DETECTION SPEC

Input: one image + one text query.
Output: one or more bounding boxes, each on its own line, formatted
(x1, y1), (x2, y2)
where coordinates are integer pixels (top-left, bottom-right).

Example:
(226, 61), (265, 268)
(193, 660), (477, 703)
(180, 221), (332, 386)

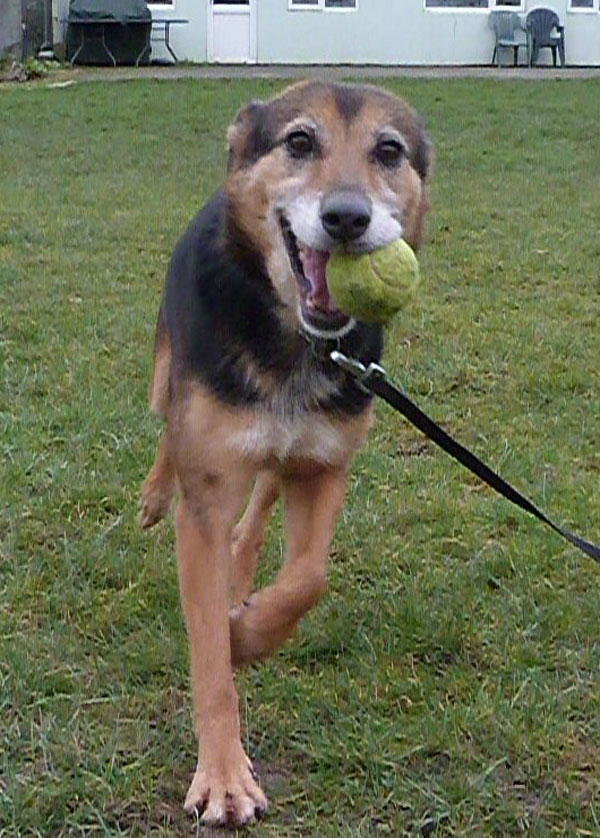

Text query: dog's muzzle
(279, 213), (355, 339)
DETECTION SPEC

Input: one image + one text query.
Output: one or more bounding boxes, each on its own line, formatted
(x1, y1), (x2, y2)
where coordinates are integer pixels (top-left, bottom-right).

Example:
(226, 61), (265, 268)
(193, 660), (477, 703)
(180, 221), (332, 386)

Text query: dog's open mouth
(279, 215), (353, 338)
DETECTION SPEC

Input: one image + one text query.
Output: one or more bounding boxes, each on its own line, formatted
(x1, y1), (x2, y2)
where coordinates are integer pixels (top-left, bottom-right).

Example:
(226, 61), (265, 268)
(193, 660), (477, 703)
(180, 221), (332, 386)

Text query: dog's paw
(138, 486), (172, 529)
(184, 756), (267, 826)
(229, 599), (262, 667)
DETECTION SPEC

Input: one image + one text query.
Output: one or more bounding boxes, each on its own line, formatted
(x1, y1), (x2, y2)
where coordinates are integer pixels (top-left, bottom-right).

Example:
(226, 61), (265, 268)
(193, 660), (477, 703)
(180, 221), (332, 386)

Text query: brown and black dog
(139, 81), (432, 826)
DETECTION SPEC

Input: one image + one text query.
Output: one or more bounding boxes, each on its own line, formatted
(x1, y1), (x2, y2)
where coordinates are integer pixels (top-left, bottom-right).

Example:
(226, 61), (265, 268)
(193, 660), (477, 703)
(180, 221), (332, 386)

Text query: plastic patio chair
(525, 7), (566, 67)
(488, 11), (528, 68)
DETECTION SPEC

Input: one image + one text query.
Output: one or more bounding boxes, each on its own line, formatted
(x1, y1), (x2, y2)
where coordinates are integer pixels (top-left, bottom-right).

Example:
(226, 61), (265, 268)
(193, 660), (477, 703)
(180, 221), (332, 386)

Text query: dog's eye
(375, 138), (405, 169)
(286, 130), (315, 159)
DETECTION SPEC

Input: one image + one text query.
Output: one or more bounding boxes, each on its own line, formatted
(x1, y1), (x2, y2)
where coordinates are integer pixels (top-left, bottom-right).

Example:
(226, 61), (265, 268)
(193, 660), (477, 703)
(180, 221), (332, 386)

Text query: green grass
(1, 76), (599, 837)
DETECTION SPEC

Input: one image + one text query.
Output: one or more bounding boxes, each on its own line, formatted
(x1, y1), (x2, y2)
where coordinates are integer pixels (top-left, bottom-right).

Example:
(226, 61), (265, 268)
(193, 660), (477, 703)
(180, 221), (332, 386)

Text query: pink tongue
(300, 248), (338, 314)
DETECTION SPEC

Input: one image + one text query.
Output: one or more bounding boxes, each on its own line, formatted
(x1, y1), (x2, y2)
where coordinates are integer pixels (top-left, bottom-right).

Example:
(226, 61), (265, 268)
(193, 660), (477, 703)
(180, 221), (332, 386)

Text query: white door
(208, 0), (257, 63)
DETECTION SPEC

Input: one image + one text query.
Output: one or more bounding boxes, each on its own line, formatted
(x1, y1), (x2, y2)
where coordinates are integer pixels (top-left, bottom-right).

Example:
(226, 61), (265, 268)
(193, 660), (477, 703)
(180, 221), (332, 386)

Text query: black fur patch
(333, 85), (365, 123)
(411, 121), (432, 181)
(228, 101), (275, 171)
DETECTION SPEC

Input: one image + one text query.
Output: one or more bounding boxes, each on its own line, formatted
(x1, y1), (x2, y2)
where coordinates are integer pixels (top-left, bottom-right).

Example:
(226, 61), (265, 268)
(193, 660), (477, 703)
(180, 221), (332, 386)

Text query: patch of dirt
(397, 439), (433, 458)
(106, 758), (294, 835)
(252, 759), (293, 797)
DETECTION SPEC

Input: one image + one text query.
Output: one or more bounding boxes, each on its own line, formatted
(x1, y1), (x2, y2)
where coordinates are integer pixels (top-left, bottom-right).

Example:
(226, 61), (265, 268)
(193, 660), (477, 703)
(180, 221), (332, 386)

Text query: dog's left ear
(405, 124), (434, 253)
(413, 120), (434, 183)
(227, 100), (273, 173)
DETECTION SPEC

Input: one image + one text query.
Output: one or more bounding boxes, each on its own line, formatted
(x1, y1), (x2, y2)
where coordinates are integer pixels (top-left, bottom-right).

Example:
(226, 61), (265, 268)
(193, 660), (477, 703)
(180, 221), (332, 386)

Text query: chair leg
(559, 38), (565, 67)
(551, 45), (557, 67)
(491, 45), (497, 67)
(513, 46), (518, 67)
(530, 43), (538, 67)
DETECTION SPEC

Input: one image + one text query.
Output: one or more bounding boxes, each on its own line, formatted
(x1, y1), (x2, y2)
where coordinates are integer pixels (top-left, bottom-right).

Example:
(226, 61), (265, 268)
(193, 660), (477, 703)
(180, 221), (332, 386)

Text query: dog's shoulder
(164, 190), (284, 404)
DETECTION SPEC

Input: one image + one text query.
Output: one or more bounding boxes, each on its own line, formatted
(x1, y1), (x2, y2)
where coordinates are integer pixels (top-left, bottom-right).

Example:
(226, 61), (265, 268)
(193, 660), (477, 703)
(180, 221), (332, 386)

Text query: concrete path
(46, 63), (600, 86)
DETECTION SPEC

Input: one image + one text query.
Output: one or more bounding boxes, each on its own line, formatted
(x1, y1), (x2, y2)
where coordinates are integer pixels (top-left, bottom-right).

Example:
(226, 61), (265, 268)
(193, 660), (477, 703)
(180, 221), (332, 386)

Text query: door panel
(209, 0), (256, 63)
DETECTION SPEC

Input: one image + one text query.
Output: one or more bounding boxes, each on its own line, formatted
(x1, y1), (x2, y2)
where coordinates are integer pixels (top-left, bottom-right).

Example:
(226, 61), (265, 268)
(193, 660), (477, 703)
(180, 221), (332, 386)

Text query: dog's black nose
(320, 190), (372, 242)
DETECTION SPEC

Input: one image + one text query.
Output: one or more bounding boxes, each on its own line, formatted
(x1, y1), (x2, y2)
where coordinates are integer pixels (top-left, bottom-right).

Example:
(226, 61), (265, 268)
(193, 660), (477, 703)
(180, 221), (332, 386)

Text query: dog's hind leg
(229, 467), (348, 667)
(138, 430), (175, 528)
(230, 470), (280, 606)
(139, 303), (175, 529)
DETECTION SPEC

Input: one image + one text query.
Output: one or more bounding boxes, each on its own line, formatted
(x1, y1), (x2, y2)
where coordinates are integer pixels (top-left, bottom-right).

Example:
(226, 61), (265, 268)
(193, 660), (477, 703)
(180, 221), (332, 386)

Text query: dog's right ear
(227, 100), (273, 173)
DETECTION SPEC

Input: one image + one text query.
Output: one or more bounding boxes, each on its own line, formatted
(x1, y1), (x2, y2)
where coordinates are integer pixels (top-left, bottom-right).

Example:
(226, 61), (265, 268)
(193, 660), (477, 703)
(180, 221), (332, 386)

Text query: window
(426, 0), (486, 6)
(426, 0), (522, 8)
(289, 0), (357, 10)
(569, 0), (593, 7)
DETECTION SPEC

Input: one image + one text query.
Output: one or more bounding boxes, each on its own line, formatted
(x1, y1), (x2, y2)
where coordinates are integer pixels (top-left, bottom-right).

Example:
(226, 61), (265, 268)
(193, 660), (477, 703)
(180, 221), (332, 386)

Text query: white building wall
(256, 0), (600, 66)
(258, 0), (487, 65)
(564, 5), (600, 64)
(148, 0), (208, 63)
(146, 0), (600, 66)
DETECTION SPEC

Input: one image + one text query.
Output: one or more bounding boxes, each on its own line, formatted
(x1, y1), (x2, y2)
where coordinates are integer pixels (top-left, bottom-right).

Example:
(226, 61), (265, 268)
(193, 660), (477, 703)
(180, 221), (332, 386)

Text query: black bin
(67, 0), (152, 66)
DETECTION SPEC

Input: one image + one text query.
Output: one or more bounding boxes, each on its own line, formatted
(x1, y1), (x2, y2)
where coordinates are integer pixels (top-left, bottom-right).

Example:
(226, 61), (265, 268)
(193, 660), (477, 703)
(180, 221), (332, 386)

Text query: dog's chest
(229, 411), (352, 467)
(228, 361), (372, 466)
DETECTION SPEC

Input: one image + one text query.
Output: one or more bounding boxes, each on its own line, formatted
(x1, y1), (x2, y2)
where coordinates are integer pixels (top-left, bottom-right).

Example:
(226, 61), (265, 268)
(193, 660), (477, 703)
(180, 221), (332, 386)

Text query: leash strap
(330, 351), (600, 563)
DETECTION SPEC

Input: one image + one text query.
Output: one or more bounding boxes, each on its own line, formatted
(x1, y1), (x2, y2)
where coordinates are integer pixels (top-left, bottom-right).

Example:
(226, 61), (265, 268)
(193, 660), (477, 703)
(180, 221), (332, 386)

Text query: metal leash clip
(329, 350), (387, 394)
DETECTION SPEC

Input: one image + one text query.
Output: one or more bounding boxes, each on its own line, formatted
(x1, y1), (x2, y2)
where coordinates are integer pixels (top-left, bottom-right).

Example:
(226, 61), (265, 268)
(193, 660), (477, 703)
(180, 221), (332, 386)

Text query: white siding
(148, 0), (208, 64)
(149, 0), (600, 66)
(257, 0), (600, 66)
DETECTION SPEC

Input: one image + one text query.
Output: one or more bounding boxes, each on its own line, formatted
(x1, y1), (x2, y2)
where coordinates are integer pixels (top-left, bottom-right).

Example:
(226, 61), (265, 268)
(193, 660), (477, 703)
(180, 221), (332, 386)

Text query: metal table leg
(136, 27), (151, 66)
(164, 22), (178, 62)
(100, 24), (117, 66)
(70, 26), (85, 64)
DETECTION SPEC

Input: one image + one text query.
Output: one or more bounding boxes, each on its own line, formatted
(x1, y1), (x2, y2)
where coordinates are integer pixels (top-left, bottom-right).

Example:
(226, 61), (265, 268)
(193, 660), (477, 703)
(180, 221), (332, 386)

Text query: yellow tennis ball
(327, 239), (420, 324)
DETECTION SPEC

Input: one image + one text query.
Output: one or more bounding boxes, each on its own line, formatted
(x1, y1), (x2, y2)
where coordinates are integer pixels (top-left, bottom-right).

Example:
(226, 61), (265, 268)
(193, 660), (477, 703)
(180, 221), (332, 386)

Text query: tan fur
(139, 82), (431, 827)
(138, 429), (174, 529)
(148, 306), (171, 418)
(230, 470), (280, 606)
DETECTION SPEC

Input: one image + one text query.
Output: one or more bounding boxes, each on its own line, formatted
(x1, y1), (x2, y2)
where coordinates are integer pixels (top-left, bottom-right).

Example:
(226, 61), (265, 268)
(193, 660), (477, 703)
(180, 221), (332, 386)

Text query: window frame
(567, 0), (597, 13)
(288, 0), (359, 12)
(424, 0), (524, 12)
(288, 0), (320, 10)
(324, 0), (358, 10)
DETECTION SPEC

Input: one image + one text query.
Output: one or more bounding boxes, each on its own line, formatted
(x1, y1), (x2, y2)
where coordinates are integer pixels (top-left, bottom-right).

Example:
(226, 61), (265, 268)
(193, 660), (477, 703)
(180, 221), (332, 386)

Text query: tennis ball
(327, 238), (420, 324)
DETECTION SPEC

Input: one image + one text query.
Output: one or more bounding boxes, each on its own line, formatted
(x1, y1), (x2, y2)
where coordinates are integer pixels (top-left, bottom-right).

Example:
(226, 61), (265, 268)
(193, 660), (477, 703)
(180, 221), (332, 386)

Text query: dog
(139, 80), (432, 826)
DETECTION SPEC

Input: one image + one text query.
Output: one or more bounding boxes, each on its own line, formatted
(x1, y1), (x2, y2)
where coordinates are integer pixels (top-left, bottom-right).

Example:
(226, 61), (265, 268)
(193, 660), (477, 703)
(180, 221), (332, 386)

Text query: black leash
(330, 350), (600, 564)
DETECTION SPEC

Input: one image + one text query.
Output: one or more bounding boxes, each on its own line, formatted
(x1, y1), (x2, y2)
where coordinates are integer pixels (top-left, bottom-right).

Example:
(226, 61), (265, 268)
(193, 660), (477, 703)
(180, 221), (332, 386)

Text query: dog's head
(225, 81), (433, 337)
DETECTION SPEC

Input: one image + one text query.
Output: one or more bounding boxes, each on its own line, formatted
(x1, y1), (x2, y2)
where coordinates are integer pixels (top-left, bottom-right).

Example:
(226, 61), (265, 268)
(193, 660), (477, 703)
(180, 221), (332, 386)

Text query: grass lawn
(1, 75), (599, 837)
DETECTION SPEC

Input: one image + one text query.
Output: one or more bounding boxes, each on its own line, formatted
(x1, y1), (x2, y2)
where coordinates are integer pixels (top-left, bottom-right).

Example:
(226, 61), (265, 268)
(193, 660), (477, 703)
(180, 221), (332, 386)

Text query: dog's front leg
(230, 469), (280, 606)
(230, 466), (349, 666)
(175, 492), (268, 826)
